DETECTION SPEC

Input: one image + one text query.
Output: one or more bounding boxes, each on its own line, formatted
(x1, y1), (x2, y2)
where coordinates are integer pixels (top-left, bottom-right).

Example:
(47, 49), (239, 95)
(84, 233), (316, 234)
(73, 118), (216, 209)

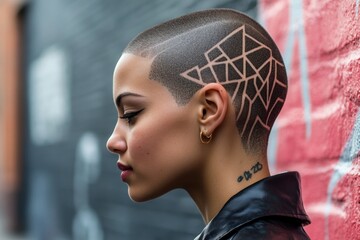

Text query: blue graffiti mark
(324, 109), (360, 240)
(283, 0), (312, 138)
(265, 0), (311, 171)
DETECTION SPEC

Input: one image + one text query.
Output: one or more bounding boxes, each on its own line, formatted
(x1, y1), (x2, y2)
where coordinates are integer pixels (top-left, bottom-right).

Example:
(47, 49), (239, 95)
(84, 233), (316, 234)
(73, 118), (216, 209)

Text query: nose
(106, 122), (127, 154)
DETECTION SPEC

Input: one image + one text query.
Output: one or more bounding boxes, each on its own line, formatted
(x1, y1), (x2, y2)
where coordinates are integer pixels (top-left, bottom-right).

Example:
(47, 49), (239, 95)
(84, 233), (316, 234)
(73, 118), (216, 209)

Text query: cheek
(128, 112), (198, 166)
(128, 131), (152, 161)
(127, 118), (166, 164)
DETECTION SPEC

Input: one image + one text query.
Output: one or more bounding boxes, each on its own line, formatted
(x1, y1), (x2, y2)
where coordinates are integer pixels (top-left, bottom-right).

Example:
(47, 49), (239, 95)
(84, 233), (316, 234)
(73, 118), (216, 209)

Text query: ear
(197, 83), (229, 135)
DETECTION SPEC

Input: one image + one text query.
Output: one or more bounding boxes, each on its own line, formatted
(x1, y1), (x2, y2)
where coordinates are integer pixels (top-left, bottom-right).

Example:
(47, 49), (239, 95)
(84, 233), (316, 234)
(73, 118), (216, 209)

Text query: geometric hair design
(124, 9), (288, 153)
(180, 26), (287, 149)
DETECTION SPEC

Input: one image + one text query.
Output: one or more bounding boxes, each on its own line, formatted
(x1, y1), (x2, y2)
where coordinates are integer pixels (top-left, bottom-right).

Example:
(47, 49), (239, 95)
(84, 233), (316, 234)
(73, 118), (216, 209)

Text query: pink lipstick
(117, 162), (133, 182)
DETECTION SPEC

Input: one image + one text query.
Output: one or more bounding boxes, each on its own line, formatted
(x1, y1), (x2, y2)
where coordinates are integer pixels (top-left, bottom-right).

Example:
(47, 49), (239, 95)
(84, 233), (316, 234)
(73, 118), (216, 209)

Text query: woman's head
(124, 9), (287, 153)
(107, 9), (287, 201)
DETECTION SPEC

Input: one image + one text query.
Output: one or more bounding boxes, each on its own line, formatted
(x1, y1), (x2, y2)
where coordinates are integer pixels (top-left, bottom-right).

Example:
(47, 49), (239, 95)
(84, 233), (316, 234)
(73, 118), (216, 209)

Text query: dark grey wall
(23, 1), (258, 239)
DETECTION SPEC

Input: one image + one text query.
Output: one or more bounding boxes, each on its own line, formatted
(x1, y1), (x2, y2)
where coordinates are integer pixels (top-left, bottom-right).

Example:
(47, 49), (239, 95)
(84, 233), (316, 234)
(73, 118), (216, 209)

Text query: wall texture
(260, 0), (360, 239)
(3, 0), (358, 239)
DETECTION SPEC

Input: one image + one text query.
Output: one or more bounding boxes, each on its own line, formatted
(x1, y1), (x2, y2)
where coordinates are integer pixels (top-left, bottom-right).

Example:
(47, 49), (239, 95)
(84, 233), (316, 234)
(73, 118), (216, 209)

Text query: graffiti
(28, 46), (71, 145)
(266, 0), (311, 171)
(261, 0), (360, 239)
(325, 109), (360, 240)
(73, 132), (104, 240)
(282, 0), (312, 138)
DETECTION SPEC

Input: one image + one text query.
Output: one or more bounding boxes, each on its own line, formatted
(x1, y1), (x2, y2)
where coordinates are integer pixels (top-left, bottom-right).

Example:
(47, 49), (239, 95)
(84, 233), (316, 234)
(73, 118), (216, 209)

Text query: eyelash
(119, 109), (144, 124)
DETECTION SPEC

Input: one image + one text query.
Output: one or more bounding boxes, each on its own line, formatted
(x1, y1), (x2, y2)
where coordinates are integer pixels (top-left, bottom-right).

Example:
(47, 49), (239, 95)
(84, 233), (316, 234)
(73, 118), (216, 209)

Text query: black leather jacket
(195, 172), (311, 240)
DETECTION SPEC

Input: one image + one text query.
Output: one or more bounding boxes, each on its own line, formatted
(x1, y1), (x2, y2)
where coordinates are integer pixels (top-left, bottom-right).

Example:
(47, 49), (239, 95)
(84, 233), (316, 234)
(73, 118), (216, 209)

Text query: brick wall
(260, 0), (360, 239)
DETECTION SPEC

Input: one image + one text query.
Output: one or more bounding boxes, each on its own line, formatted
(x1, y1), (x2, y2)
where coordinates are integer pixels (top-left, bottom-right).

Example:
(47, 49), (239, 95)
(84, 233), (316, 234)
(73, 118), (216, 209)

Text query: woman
(107, 9), (311, 239)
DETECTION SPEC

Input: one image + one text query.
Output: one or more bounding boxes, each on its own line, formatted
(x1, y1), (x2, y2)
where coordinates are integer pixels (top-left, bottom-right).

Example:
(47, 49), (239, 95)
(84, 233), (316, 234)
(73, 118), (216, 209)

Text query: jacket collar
(195, 171), (311, 240)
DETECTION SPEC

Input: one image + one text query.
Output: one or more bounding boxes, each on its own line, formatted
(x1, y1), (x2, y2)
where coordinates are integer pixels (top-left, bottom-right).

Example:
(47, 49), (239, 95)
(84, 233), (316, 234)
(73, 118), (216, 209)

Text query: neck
(185, 139), (270, 224)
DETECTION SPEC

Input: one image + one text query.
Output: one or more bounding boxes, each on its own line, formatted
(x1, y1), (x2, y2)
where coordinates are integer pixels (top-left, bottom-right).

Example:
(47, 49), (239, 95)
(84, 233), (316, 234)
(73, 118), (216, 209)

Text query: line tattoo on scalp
(237, 162), (263, 183)
(180, 25), (287, 150)
(125, 10), (287, 153)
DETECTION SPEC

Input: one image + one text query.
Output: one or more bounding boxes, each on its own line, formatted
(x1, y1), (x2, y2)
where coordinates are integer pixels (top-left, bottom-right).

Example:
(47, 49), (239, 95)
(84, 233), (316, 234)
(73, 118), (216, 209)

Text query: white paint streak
(307, 202), (346, 218)
(311, 100), (342, 120)
(300, 163), (335, 175)
(333, 161), (354, 176)
(338, 47), (360, 65)
(29, 45), (71, 145)
(73, 132), (103, 240)
(277, 99), (341, 128)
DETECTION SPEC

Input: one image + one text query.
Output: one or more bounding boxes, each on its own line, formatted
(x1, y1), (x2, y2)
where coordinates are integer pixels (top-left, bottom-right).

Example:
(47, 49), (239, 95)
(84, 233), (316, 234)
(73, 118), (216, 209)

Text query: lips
(117, 162), (132, 171)
(117, 162), (133, 182)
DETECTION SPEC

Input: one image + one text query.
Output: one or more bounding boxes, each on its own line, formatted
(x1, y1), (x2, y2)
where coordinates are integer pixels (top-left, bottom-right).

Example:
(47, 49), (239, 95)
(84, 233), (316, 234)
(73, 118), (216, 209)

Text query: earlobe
(198, 83), (229, 135)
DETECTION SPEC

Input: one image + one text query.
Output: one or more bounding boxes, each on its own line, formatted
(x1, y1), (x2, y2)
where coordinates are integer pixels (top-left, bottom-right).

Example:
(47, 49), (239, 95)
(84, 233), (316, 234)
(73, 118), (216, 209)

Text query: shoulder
(222, 216), (311, 240)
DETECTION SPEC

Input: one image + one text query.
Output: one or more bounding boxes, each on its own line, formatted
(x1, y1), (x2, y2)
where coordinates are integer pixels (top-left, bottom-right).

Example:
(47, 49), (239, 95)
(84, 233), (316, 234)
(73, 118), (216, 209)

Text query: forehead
(112, 53), (177, 105)
(113, 54), (152, 94)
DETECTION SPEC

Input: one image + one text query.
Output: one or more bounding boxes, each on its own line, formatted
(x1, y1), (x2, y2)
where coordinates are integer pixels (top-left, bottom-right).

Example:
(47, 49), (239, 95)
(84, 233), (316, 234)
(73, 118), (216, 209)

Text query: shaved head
(124, 9), (287, 153)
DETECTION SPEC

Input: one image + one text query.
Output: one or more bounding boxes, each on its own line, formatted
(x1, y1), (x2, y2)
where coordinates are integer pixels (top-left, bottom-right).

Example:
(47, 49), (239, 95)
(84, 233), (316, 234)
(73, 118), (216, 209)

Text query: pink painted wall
(260, 0), (360, 239)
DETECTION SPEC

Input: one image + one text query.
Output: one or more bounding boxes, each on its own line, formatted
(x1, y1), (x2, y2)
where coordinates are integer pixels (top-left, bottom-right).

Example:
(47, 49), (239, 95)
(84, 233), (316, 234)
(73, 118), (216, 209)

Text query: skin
(107, 53), (271, 223)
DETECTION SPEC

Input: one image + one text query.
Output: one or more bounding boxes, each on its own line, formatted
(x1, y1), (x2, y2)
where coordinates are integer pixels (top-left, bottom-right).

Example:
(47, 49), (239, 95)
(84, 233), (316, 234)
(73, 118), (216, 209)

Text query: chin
(128, 187), (169, 202)
(129, 194), (151, 202)
(128, 189), (160, 202)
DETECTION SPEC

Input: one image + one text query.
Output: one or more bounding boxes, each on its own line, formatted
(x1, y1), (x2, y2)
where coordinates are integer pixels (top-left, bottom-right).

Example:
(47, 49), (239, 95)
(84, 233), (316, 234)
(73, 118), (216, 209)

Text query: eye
(119, 109), (144, 124)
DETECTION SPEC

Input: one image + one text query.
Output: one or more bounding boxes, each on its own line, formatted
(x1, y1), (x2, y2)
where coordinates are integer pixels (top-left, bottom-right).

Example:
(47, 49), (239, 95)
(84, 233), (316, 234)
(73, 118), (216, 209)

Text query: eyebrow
(115, 92), (144, 108)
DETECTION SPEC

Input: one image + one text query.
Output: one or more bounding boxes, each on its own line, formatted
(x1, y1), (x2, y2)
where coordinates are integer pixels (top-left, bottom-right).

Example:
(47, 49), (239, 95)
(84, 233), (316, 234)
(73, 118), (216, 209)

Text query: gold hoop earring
(200, 130), (212, 144)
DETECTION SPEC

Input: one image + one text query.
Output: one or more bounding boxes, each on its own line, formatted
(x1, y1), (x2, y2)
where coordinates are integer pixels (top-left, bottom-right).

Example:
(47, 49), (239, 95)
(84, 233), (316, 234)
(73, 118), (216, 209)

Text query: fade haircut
(124, 9), (287, 153)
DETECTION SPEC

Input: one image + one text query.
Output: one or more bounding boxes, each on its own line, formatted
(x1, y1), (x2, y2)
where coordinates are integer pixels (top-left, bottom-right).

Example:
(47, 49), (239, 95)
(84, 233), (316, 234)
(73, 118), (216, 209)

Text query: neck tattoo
(237, 161), (263, 183)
